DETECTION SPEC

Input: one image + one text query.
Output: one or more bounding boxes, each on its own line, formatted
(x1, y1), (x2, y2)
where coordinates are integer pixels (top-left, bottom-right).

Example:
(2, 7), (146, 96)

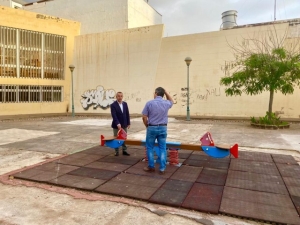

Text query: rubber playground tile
(98, 156), (141, 165)
(178, 152), (192, 159)
(205, 161), (229, 170)
(125, 161), (178, 178)
(95, 180), (158, 200)
(68, 167), (119, 180)
(56, 154), (104, 167)
(231, 151), (273, 162)
(81, 146), (115, 156)
(227, 170), (285, 184)
(170, 165), (203, 183)
(283, 177), (300, 186)
(222, 187), (295, 208)
(34, 163), (79, 175)
(149, 188), (188, 207)
(283, 176), (300, 197)
(160, 179), (194, 193)
(277, 164), (300, 177)
(226, 177), (289, 195)
(111, 173), (166, 188)
(220, 188), (300, 224)
(182, 159), (207, 167)
(188, 154), (210, 161)
(85, 161), (132, 172)
(209, 157), (231, 163)
(272, 154), (299, 165)
(49, 174), (106, 190)
(13, 168), (44, 179)
(286, 186), (300, 197)
(230, 159), (280, 175)
(182, 183), (224, 214)
(196, 168), (228, 186)
(291, 195), (300, 214)
(28, 171), (64, 182)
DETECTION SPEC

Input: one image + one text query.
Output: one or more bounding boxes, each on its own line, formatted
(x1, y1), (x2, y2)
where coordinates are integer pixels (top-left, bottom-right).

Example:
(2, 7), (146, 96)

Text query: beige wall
(73, 22), (300, 119)
(0, 6), (80, 116)
(128, 0), (162, 29)
(24, 0), (161, 35)
(73, 25), (164, 114)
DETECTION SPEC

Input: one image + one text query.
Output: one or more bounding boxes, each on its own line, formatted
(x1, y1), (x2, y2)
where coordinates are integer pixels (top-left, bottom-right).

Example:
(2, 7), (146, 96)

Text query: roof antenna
(274, 0), (276, 21)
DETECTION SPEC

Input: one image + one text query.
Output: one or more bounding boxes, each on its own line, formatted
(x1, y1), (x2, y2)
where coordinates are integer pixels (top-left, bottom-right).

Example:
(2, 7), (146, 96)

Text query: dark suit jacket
(110, 100), (130, 129)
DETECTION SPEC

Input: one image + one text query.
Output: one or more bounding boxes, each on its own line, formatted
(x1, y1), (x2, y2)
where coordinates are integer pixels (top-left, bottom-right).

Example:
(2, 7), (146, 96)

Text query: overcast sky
(148, 0), (300, 36)
(22, 0), (300, 36)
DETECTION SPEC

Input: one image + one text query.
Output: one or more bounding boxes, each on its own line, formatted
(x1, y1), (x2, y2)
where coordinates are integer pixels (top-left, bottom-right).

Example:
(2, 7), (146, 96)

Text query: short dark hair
(155, 87), (165, 97)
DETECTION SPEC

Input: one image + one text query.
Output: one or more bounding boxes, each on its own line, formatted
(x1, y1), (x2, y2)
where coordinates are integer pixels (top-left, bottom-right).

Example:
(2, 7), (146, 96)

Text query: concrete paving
(0, 116), (300, 224)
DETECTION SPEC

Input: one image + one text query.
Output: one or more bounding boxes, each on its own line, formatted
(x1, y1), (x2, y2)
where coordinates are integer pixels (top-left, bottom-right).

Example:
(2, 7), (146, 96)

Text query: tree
(220, 27), (300, 119)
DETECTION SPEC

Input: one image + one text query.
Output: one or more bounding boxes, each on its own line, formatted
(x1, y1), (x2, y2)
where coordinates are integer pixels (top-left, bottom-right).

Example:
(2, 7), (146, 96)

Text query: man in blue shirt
(142, 87), (173, 174)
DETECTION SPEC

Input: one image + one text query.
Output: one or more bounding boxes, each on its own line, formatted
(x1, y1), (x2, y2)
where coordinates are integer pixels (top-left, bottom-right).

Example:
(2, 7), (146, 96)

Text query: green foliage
(250, 112), (288, 126)
(220, 47), (300, 97)
(221, 28), (300, 121)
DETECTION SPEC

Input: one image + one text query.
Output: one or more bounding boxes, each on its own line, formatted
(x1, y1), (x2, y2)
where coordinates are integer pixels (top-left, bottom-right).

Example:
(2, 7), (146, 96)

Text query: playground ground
(0, 116), (299, 225)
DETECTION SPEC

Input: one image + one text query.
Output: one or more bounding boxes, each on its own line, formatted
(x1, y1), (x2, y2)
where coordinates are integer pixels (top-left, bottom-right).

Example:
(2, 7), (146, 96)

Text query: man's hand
(117, 124), (121, 130)
(127, 125), (130, 129)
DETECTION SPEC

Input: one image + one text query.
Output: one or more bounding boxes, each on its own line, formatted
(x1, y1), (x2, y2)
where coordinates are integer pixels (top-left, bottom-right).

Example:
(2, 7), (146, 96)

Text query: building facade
(0, 5), (80, 115)
(1, 0), (300, 119)
(24, 0), (162, 35)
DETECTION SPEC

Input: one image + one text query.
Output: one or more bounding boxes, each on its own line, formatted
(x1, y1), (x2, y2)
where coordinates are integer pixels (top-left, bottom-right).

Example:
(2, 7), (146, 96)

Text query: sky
(148, 0), (300, 36)
(22, 0), (300, 37)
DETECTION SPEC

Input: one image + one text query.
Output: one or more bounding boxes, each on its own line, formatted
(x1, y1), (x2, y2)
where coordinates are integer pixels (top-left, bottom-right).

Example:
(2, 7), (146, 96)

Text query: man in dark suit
(110, 91), (131, 156)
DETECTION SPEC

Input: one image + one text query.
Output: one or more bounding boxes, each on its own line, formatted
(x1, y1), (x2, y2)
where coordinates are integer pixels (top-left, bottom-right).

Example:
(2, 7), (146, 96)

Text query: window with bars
(0, 25), (65, 79)
(0, 27), (17, 78)
(0, 85), (63, 103)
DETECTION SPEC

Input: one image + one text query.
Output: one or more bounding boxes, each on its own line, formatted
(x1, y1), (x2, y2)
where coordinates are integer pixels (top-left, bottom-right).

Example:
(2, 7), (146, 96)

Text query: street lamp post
(184, 57), (192, 121)
(69, 64), (75, 117)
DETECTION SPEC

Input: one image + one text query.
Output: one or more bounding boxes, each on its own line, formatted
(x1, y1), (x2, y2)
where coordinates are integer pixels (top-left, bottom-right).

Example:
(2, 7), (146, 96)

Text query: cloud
(149, 0), (300, 36)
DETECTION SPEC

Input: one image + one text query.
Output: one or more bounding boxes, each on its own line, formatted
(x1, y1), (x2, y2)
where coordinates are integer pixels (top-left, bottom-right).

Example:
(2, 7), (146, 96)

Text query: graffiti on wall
(197, 87), (221, 101)
(179, 87), (221, 106)
(81, 86), (116, 109)
(123, 91), (142, 102)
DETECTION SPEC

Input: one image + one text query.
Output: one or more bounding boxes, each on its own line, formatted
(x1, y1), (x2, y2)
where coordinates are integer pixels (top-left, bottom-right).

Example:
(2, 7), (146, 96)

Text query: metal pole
(71, 70), (75, 117)
(187, 65), (190, 121)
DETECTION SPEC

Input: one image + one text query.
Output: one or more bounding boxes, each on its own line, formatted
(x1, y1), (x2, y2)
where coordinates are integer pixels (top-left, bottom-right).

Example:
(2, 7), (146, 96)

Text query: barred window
(0, 85), (62, 103)
(0, 25), (65, 80)
(19, 85), (29, 102)
(29, 85), (40, 102)
(20, 30), (42, 79)
(44, 34), (65, 79)
(42, 86), (52, 102)
(0, 27), (17, 78)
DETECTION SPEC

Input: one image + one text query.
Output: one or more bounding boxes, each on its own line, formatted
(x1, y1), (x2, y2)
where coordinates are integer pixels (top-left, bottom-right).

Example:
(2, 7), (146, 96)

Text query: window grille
(44, 34), (65, 79)
(20, 30), (42, 79)
(0, 85), (62, 103)
(0, 27), (17, 78)
(0, 25), (65, 80)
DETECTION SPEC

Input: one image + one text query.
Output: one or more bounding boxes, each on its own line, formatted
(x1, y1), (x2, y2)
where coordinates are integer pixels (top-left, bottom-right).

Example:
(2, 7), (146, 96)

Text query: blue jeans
(146, 126), (167, 171)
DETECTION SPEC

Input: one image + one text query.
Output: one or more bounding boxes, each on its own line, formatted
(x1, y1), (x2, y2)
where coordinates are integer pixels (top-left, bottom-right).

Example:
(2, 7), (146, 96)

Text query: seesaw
(100, 129), (238, 158)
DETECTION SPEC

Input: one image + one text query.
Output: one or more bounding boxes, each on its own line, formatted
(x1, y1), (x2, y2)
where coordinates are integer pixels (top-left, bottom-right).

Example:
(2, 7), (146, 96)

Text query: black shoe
(123, 151), (130, 156)
(115, 152), (119, 156)
(144, 166), (155, 172)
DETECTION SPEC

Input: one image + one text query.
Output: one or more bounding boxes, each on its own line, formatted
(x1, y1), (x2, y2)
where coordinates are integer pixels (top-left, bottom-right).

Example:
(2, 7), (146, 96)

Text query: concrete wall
(73, 25), (164, 114)
(128, 0), (162, 29)
(73, 22), (300, 119)
(24, 0), (162, 35)
(0, 0), (10, 7)
(0, 6), (80, 116)
(155, 23), (300, 118)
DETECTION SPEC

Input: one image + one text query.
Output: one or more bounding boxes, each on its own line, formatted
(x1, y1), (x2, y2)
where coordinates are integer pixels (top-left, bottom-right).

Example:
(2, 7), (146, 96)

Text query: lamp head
(69, 64), (75, 72)
(184, 57), (192, 66)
